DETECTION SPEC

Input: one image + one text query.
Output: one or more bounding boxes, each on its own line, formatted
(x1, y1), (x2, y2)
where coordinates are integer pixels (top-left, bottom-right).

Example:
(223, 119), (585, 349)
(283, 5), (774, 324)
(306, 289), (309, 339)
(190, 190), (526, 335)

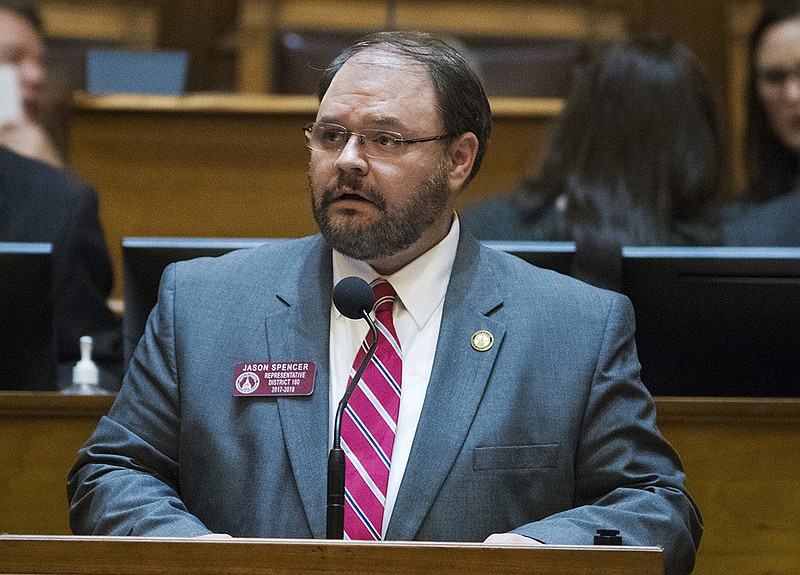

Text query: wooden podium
(0, 536), (663, 575)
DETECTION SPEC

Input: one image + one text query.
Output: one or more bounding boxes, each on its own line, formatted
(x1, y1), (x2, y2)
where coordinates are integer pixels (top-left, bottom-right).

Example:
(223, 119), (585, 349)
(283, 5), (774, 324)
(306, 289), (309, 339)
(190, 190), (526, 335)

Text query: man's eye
(322, 129), (346, 143)
(762, 69), (788, 84)
(0, 49), (24, 65)
(372, 133), (399, 147)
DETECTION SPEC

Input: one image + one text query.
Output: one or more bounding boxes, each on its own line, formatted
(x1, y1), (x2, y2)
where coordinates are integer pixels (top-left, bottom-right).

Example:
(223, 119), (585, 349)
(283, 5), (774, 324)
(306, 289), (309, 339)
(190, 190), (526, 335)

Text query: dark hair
(517, 36), (721, 249)
(316, 31), (492, 187)
(0, 1), (44, 35)
(745, 0), (800, 201)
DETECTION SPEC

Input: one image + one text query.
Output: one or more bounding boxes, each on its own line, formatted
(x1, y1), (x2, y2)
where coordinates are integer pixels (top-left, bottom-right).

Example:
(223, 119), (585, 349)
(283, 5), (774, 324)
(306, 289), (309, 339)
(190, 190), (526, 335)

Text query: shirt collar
(332, 213), (460, 330)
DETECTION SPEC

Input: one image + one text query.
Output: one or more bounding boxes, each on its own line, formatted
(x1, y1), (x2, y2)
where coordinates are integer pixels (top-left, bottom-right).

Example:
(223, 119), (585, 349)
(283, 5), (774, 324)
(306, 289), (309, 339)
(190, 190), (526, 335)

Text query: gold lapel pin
(471, 330), (494, 352)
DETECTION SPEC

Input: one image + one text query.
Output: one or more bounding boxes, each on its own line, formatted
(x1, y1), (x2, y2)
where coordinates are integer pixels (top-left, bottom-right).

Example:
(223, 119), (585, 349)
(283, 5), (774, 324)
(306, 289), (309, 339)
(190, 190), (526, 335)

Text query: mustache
(320, 175), (386, 210)
(337, 172), (363, 190)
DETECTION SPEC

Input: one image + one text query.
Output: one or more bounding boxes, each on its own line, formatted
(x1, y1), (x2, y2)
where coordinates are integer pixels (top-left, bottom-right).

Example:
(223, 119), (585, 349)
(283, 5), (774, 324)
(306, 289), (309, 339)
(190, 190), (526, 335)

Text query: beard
(310, 164), (450, 262)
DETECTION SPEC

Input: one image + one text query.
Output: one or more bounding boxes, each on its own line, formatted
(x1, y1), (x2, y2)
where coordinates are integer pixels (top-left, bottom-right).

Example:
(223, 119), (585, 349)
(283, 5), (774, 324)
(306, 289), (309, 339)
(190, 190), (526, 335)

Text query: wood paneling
(656, 398), (800, 574)
(41, 0), (162, 48)
(0, 393), (114, 535)
(236, 0), (626, 93)
(42, 1), (763, 190)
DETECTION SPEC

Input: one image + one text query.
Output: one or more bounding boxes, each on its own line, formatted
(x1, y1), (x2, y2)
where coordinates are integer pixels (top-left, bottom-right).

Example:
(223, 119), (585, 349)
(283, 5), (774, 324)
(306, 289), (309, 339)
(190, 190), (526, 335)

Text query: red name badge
(233, 362), (316, 396)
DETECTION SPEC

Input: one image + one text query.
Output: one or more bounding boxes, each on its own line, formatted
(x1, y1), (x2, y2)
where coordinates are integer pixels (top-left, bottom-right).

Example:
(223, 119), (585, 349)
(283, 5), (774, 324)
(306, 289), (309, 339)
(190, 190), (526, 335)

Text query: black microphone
(327, 276), (377, 539)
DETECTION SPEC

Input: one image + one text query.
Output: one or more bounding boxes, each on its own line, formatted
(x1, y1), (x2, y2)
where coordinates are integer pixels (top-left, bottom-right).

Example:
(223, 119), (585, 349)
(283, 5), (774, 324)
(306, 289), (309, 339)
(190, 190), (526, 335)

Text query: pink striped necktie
(342, 279), (402, 540)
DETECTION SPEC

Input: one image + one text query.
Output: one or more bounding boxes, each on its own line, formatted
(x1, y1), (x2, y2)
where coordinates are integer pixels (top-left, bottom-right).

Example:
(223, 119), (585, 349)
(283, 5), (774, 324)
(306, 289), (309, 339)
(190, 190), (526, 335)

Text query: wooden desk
(655, 398), (800, 575)
(0, 536), (663, 575)
(68, 93), (561, 299)
(0, 393), (114, 535)
(2, 393), (798, 575)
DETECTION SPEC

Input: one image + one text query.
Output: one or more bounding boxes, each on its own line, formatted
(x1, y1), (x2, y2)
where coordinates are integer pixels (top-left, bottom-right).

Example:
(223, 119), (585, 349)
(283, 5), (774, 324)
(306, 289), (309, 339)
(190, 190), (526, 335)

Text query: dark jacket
(0, 146), (122, 388)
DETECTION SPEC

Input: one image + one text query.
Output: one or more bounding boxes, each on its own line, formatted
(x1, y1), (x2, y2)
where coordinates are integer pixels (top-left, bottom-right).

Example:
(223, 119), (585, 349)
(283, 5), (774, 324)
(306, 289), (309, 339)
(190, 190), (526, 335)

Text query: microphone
(332, 276), (374, 320)
(327, 276), (377, 539)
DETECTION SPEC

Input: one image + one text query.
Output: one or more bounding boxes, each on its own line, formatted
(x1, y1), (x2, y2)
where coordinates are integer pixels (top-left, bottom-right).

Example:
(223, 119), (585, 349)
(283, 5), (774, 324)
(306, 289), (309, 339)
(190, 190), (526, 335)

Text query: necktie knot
(371, 279), (396, 316)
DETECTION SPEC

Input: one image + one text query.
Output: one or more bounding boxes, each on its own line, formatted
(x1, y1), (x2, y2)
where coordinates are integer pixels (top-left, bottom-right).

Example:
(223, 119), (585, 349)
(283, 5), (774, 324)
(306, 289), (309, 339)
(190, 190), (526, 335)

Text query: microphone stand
(326, 309), (378, 539)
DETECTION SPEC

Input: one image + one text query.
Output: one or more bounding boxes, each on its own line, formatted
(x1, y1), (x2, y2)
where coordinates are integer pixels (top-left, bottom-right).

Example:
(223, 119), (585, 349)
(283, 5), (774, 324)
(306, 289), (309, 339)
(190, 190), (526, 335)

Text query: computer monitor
(0, 242), (57, 391)
(621, 246), (800, 397)
(122, 237), (275, 367)
(481, 240), (576, 275)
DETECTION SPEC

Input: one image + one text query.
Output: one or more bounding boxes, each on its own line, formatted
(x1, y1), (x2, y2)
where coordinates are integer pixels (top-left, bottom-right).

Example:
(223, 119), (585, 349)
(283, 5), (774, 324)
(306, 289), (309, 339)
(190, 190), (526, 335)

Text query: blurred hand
(0, 118), (63, 168)
(194, 533), (234, 540)
(484, 533), (545, 545)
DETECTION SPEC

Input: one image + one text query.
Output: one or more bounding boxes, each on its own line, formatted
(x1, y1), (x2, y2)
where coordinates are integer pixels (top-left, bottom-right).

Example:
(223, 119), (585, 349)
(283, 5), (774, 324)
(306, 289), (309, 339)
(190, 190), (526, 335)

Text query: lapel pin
(471, 330), (494, 352)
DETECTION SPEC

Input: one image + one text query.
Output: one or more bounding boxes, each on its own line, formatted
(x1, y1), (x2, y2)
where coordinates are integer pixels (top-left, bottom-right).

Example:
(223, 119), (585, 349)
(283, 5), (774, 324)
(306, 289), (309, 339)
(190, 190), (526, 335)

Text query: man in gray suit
(68, 31), (701, 575)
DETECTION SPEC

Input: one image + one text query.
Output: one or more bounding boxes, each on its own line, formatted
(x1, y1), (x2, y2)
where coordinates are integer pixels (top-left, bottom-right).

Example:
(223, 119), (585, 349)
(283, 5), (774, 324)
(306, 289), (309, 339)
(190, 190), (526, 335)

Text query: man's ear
(446, 131), (479, 192)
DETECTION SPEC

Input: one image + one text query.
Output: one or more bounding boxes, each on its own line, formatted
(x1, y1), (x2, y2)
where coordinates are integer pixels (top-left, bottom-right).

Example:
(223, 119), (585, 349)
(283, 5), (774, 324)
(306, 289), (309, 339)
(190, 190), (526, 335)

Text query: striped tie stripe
(344, 404), (393, 467)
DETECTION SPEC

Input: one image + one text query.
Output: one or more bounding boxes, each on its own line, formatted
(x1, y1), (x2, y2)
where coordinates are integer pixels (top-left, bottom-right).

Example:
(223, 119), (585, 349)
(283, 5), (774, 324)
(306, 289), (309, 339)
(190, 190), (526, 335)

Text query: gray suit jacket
(68, 232), (701, 575)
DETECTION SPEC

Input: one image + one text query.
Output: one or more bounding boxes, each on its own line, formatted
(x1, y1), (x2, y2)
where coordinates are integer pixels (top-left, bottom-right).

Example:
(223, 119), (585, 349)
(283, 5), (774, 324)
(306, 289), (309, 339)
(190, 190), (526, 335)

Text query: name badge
(233, 361), (316, 396)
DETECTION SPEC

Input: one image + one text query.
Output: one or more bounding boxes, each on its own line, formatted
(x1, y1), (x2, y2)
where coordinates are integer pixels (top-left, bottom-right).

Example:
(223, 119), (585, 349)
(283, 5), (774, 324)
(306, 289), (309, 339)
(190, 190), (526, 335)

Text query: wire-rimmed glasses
(303, 122), (452, 159)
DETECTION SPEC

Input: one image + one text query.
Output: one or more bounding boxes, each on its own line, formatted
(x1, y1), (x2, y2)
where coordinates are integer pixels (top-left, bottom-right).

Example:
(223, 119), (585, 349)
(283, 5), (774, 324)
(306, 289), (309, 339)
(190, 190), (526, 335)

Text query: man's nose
(18, 57), (45, 87)
(334, 133), (369, 171)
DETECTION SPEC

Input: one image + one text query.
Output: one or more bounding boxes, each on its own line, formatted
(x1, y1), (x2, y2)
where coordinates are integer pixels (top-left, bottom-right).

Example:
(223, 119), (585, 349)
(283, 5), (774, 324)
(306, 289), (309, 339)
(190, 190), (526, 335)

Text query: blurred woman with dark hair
(460, 36), (723, 290)
(724, 0), (800, 245)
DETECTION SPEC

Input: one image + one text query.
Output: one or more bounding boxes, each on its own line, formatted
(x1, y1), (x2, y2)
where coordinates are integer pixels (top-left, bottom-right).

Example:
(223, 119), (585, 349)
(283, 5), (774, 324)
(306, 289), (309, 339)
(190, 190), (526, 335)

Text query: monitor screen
(0, 242), (57, 391)
(481, 240), (576, 275)
(621, 246), (800, 397)
(122, 237), (275, 367)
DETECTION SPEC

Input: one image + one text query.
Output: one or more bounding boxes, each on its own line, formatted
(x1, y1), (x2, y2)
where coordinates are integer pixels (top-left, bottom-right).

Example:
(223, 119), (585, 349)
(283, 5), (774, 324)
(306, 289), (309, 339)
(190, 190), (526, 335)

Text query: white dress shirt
(329, 216), (460, 537)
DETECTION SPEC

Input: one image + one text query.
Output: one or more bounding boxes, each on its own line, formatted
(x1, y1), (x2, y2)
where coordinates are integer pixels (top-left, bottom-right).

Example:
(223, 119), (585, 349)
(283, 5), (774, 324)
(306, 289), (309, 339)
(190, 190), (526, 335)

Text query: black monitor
(0, 242), (57, 391)
(122, 237), (275, 367)
(621, 246), (800, 397)
(481, 240), (576, 275)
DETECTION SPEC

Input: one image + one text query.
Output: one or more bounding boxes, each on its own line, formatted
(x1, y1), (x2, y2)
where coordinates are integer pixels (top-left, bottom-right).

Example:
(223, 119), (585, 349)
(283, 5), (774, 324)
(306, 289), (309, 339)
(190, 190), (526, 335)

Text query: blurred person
(0, 146), (122, 389)
(0, 0), (62, 167)
(723, 0), (800, 245)
(461, 36), (722, 290)
(68, 31), (700, 575)
(0, 2), (121, 388)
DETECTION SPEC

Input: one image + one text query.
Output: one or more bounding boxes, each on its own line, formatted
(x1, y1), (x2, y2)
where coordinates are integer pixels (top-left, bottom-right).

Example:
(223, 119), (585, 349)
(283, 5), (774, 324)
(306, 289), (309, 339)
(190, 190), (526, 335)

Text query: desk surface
(0, 536), (663, 575)
(4, 392), (799, 418)
(0, 391), (114, 417)
(654, 395), (800, 421)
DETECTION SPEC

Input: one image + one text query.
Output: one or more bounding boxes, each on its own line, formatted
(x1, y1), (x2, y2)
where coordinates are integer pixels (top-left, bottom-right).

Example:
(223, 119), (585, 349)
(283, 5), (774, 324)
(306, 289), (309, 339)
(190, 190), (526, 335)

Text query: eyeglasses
(758, 63), (800, 91)
(303, 122), (452, 159)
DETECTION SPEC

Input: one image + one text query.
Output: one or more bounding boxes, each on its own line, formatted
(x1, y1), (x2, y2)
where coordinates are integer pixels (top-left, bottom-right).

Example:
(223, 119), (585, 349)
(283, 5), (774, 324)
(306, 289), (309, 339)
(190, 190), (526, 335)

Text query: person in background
(723, 0), (800, 245)
(0, 0), (62, 168)
(68, 31), (700, 575)
(460, 36), (723, 290)
(0, 1), (121, 388)
(0, 147), (122, 389)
